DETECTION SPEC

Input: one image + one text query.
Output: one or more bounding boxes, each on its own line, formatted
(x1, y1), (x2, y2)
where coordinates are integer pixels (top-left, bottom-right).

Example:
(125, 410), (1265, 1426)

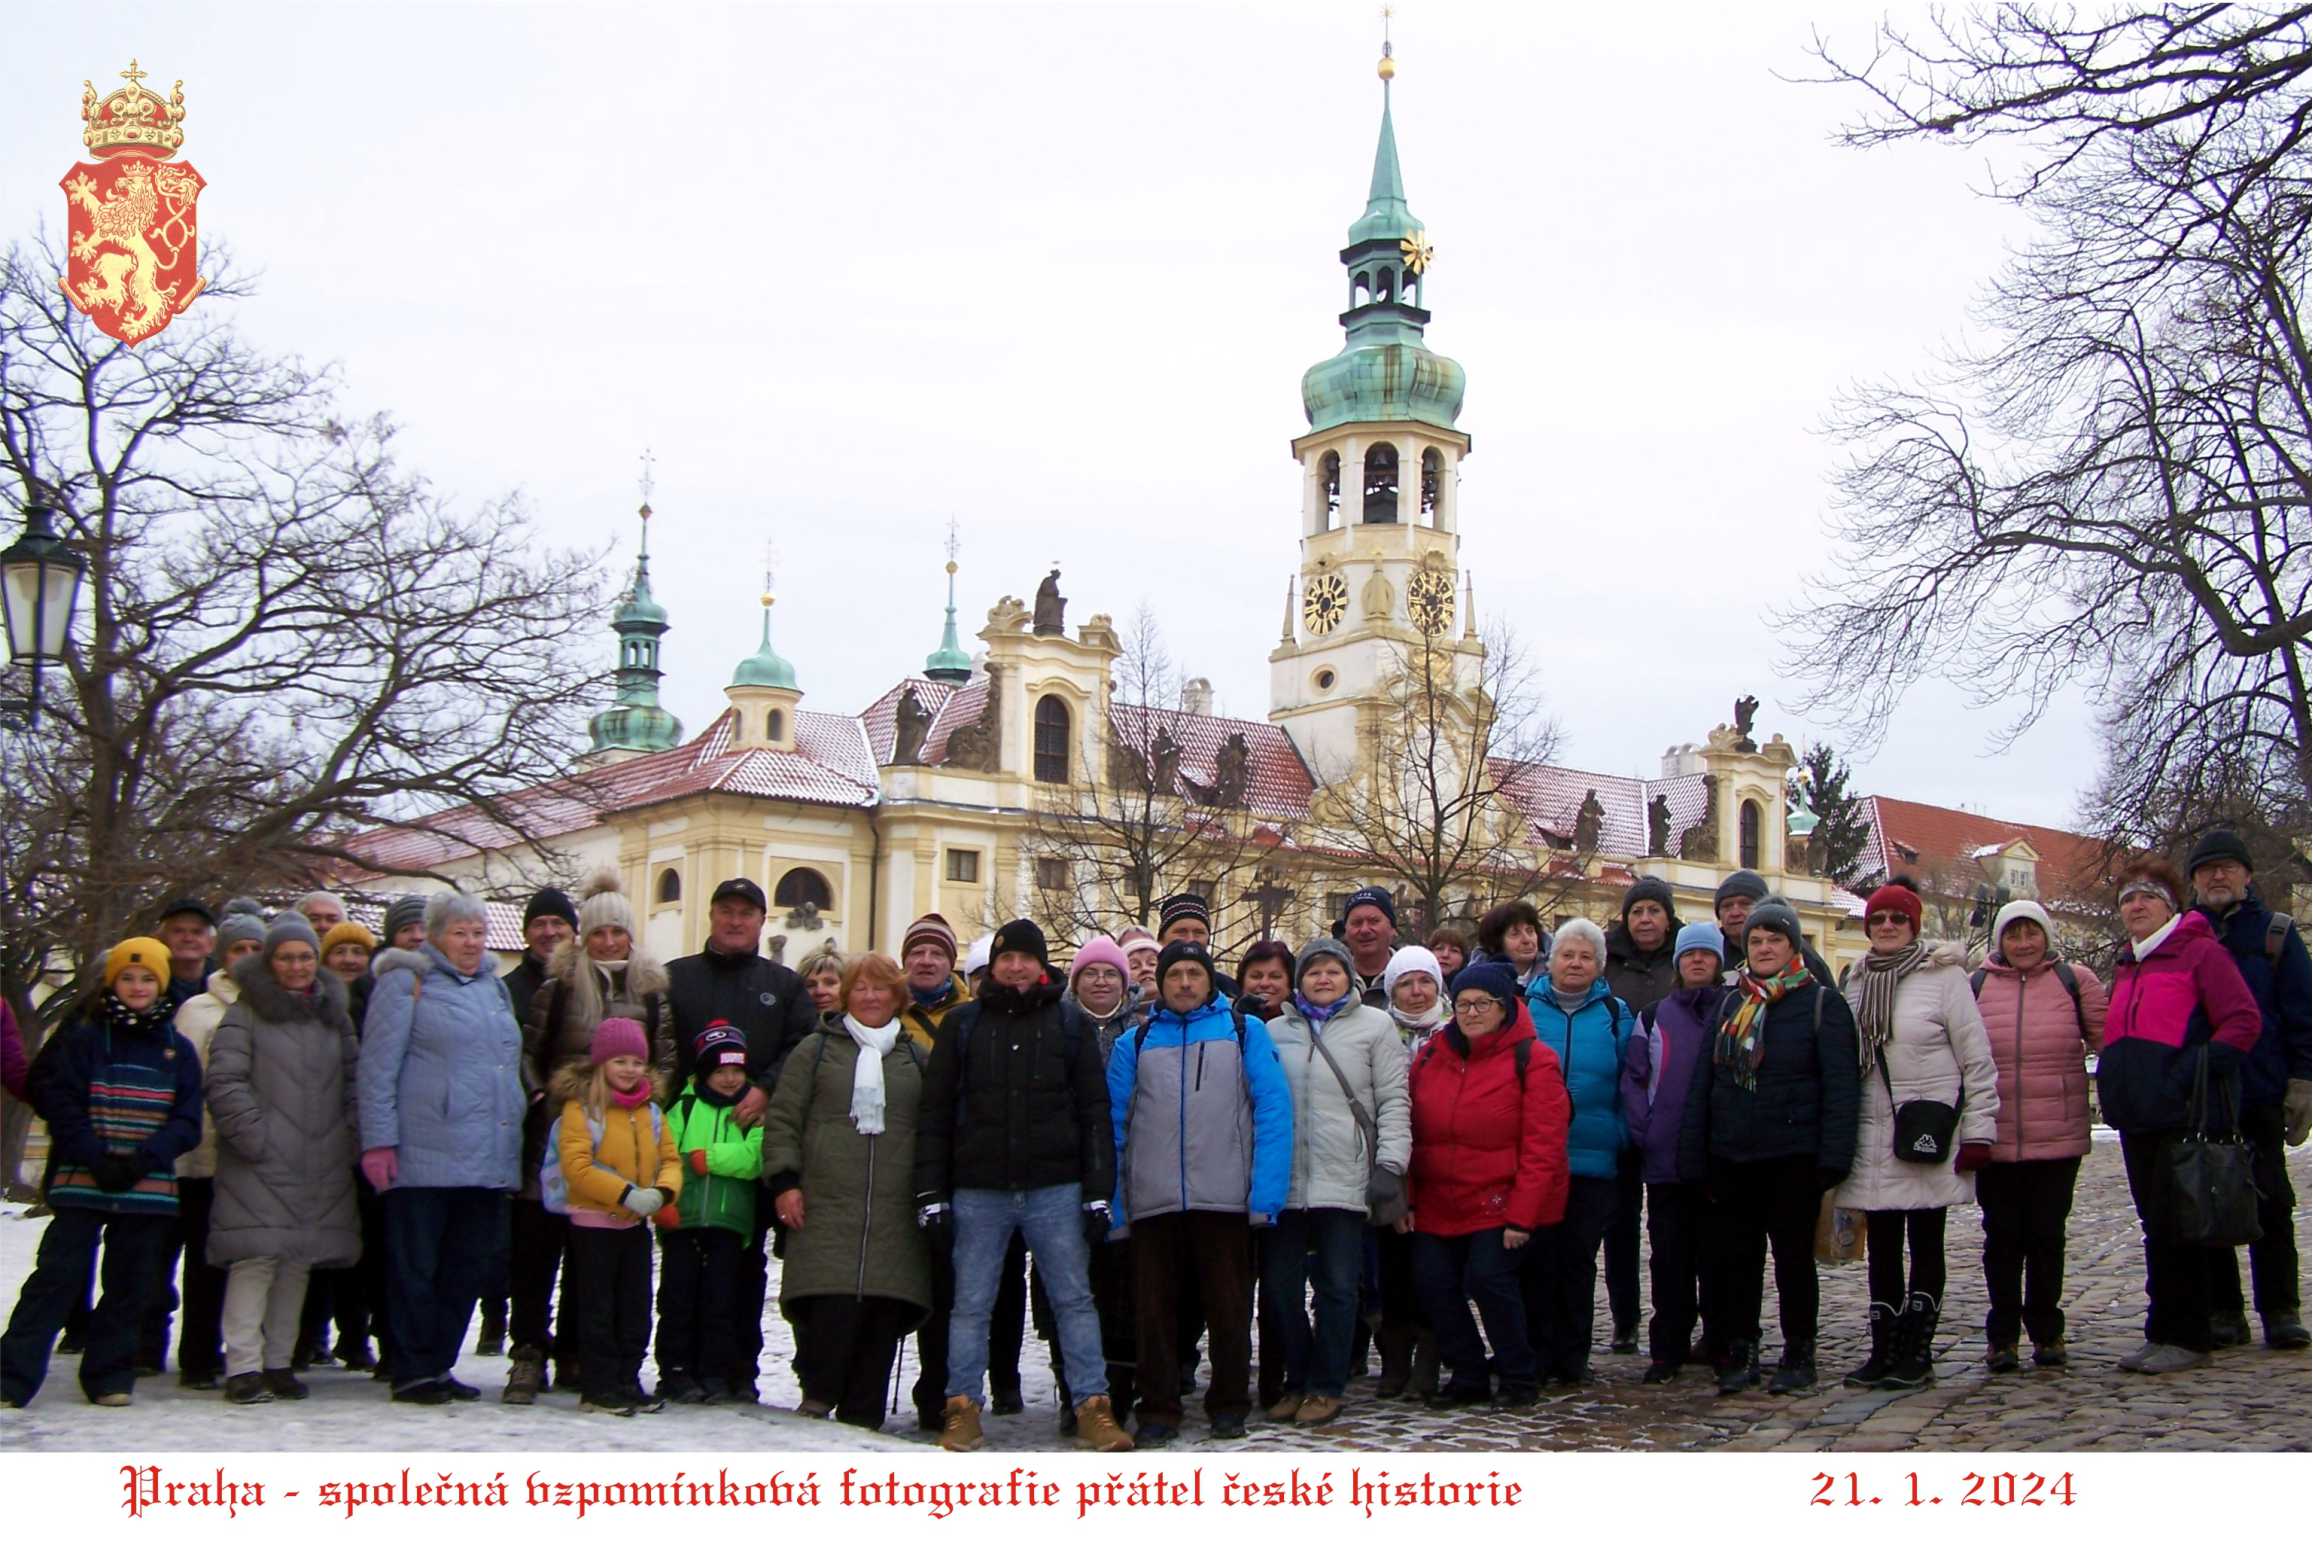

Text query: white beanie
(1991, 899), (2057, 958)
(578, 869), (635, 939)
(1382, 945), (1445, 1000)
(964, 933), (994, 977)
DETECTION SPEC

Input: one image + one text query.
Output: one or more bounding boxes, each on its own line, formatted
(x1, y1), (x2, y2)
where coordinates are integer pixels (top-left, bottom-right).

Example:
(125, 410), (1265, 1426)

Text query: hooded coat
(357, 944), (526, 1192)
(1972, 954), (2106, 1163)
(205, 960), (361, 1266)
(1833, 942), (2000, 1211)
(1264, 998), (1411, 1212)
(1110, 995), (1294, 1222)
(549, 1062), (681, 1220)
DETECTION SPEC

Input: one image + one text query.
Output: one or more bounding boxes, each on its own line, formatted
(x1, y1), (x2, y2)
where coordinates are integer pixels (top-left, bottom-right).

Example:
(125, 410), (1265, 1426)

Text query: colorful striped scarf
(1714, 960), (1813, 1092)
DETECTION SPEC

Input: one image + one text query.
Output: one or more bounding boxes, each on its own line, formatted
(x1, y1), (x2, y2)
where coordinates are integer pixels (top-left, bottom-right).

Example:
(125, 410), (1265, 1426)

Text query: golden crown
(81, 60), (186, 159)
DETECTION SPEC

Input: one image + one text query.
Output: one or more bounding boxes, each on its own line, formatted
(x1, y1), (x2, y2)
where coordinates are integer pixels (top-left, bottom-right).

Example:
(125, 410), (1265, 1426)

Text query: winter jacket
(357, 945), (526, 1192)
(1678, 978), (1861, 1181)
(1720, 929), (1836, 990)
(37, 1000), (203, 1215)
(912, 979), (1114, 1204)
(900, 975), (969, 1054)
(1621, 985), (1724, 1185)
(1603, 924), (1680, 1016)
(553, 1064), (681, 1223)
(1523, 977), (1632, 1179)
(1111, 998), (1293, 1223)
(169, 972), (240, 1180)
(1264, 999), (1411, 1212)
(2098, 909), (2266, 1135)
(760, 1021), (931, 1315)
(526, 944), (672, 1094)
(1063, 988), (1145, 1067)
(665, 944), (817, 1096)
(2195, 892), (2311, 1107)
(1405, 1008), (1570, 1236)
(500, 951), (552, 1036)
(1972, 955), (2106, 1163)
(1, 998), (25, 1104)
(205, 961), (361, 1267)
(665, 1082), (764, 1237)
(1834, 944), (2000, 1211)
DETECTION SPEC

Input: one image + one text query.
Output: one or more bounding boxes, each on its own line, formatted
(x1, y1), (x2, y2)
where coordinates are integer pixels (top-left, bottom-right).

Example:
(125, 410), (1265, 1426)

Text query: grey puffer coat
(206, 961), (361, 1266)
(1264, 1000), (1411, 1212)
(1833, 942), (2000, 1212)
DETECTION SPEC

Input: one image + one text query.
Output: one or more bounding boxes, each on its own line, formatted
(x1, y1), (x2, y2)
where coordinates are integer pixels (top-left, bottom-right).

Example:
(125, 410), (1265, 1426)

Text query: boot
(1715, 1339), (1760, 1396)
(1767, 1340), (1815, 1395)
(940, 1395), (985, 1452)
(476, 1302), (507, 1357)
(1843, 1302), (1899, 1388)
(1878, 1292), (1939, 1390)
(1374, 1320), (1416, 1399)
(2209, 1312), (2252, 1350)
(1410, 1328), (1440, 1400)
(1073, 1394), (1134, 1452)
(2263, 1314), (2311, 1350)
(501, 1346), (544, 1406)
(1985, 1338), (2020, 1373)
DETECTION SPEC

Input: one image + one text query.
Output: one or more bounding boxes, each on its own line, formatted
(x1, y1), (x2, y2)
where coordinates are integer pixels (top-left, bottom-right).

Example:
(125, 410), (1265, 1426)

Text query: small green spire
(732, 566), (799, 690)
(1348, 76), (1418, 247)
(925, 518), (972, 683)
(590, 496), (683, 755)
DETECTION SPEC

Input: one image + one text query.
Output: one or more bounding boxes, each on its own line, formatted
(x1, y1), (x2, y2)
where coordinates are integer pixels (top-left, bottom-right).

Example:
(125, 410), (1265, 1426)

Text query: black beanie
(1343, 885), (1396, 928)
(992, 918), (1050, 970)
(1622, 875), (1677, 924)
(2185, 828), (2253, 876)
(1714, 869), (1769, 915)
(1154, 939), (1217, 1002)
(524, 887), (579, 929)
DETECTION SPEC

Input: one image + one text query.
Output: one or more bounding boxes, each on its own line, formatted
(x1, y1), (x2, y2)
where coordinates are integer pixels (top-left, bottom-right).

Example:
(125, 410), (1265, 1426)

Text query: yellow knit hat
(104, 937), (172, 989)
(320, 920), (378, 957)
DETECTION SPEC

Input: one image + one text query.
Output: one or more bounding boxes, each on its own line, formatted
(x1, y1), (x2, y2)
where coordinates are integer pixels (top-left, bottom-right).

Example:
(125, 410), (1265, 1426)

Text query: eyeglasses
(1452, 999), (1502, 1017)
(1866, 913), (1911, 927)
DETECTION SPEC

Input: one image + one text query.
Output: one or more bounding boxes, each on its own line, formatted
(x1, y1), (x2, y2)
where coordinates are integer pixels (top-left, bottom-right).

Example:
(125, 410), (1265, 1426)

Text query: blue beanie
(1673, 920), (1725, 965)
(1448, 961), (1522, 1020)
(1343, 886), (1396, 927)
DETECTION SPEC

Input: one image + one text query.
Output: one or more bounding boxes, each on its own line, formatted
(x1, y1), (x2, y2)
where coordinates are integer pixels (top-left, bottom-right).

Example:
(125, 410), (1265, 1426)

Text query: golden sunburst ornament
(1400, 229), (1434, 274)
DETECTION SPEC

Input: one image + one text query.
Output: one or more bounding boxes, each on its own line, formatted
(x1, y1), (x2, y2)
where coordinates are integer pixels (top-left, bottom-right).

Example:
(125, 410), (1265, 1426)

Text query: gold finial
(1378, 6), (1395, 78)
(944, 516), (961, 574)
(761, 542), (777, 608)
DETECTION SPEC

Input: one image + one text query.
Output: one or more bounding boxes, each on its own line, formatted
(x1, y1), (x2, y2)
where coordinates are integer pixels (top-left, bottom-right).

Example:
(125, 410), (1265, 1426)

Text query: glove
(1365, 1167), (1408, 1227)
(90, 1153), (143, 1192)
(1081, 1201), (1112, 1250)
(360, 1146), (399, 1192)
(1954, 1142), (1993, 1174)
(621, 1186), (665, 1218)
(654, 1203), (682, 1228)
(688, 1148), (710, 1177)
(917, 1202), (953, 1252)
(2285, 1078), (2311, 1148)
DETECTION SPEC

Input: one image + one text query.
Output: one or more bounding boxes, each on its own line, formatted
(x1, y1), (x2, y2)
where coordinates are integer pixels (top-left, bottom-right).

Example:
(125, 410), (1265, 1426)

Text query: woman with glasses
(1403, 963), (1570, 1410)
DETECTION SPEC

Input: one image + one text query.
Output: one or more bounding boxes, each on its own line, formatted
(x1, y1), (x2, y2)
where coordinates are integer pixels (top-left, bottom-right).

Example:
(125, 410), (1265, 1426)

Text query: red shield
(59, 155), (205, 345)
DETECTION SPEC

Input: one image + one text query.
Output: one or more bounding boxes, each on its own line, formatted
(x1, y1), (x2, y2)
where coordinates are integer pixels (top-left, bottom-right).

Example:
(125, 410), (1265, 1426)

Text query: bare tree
(999, 606), (1295, 944)
(1781, 6), (2309, 859)
(1310, 620), (1573, 933)
(0, 234), (611, 1120)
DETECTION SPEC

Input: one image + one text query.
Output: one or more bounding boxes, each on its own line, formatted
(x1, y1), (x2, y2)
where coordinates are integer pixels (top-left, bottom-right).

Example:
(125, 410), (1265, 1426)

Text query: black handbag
(1878, 1054), (1962, 1165)
(2157, 1046), (2263, 1247)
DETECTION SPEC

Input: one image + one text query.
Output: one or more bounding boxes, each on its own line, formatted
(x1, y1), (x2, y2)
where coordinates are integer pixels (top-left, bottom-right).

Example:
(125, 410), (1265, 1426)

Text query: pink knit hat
(591, 1016), (649, 1064)
(1070, 937), (1130, 985)
(1118, 927), (1161, 960)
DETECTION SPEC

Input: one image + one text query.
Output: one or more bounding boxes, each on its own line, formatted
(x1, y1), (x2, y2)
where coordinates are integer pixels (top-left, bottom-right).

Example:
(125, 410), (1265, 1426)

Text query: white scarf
(2132, 914), (2182, 961)
(842, 1014), (900, 1134)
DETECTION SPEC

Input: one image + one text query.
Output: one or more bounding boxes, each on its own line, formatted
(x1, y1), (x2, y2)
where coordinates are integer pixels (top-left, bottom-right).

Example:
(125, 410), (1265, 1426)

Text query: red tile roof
(1861, 794), (2114, 905)
(1109, 704), (1317, 820)
(1488, 758), (1708, 859)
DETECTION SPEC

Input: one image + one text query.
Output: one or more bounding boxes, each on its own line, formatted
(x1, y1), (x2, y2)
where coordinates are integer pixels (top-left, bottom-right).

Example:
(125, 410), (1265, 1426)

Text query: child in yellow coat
(555, 1017), (680, 1416)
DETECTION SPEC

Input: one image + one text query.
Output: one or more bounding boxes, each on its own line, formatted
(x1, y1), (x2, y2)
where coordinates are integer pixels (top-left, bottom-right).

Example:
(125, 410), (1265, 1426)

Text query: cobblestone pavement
(898, 1140), (2311, 1455)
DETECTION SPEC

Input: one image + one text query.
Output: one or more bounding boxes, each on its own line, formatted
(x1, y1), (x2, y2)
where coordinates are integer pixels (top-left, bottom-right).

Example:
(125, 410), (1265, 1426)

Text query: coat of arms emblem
(60, 60), (206, 345)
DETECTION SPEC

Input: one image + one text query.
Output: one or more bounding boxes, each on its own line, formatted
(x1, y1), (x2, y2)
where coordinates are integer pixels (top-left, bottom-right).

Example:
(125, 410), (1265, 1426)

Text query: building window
(655, 868), (681, 905)
(1420, 448), (1442, 523)
(766, 708), (785, 742)
(773, 867), (833, 909)
(1362, 444), (1399, 524)
(1327, 891), (1360, 927)
(944, 849), (981, 884)
(1319, 451), (1341, 526)
(1034, 695), (1071, 784)
(1739, 799), (1763, 871)
(1187, 879), (1216, 903)
(1036, 857), (1069, 891)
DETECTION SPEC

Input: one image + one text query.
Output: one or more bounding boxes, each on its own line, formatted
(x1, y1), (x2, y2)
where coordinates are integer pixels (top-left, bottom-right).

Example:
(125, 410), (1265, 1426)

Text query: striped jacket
(38, 1004), (204, 1214)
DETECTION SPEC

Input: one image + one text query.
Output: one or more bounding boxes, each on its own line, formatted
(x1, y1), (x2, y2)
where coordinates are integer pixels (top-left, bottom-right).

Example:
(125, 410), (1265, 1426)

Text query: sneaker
(439, 1376), (482, 1402)
(940, 1395), (985, 1452)
(2031, 1337), (2068, 1369)
(92, 1390), (135, 1408)
(2118, 1340), (2161, 1373)
(1641, 1361), (1678, 1385)
(1134, 1421), (1178, 1448)
(1266, 1392), (1305, 1421)
(2137, 1344), (2211, 1374)
(1208, 1412), (1248, 1439)
(1986, 1342), (2020, 1374)
(261, 1369), (310, 1401)
(391, 1380), (453, 1405)
(2263, 1314), (2312, 1350)
(1294, 1394), (1345, 1425)
(579, 1391), (635, 1416)
(225, 1374), (274, 1406)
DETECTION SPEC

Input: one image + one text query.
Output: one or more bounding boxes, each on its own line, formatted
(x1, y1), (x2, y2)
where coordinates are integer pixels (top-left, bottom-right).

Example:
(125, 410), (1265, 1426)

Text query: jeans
(2119, 1131), (2216, 1350)
(913, 1230), (1027, 1419)
(222, 1257), (312, 1377)
(1977, 1156), (2080, 1345)
(381, 1186), (508, 1389)
(1258, 1207), (1364, 1399)
(948, 1185), (1105, 1403)
(1, 1208), (172, 1403)
(2207, 1102), (2300, 1319)
(1865, 1208), (1948, 1306)
(1645, 1181), (1711, 1365)
(568, 1223), (651, 1399)
(1704, 1155), (1821, 1350)
(1129, 1210), (1255, 1422)
(1524, 1174), (1619, 1380)
(1413, 1227), (1535, 1395)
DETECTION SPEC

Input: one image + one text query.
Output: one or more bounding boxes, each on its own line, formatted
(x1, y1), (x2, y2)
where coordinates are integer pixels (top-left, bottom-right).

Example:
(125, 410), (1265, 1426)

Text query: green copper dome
(1301, 71), (1465, 433)
(590, 504), (683, 754)
(925, 557), (971, 682)
(732, 597), (799, 690)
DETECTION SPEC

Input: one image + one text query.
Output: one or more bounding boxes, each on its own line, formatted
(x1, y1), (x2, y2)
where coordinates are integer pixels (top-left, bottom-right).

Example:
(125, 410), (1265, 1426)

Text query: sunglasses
(1866, 912), (1913, 927)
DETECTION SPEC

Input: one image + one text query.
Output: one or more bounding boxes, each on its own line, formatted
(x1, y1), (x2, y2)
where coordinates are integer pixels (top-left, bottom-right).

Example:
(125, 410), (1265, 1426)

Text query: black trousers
(1034, 1235), (1137, 1413)
(1976, 1156), (2080, 1345)
(655, 1226), (742, 1384)
(1864, 1207), (1948, 1306)
(1131, 1211), (1254, 1423)
(789, 1294), (916, 1428)
(2207, 1103), (2301, 1320)
(1703, 1155), (1821, 1349)
(1522, 1174), (1619, 1380)
(508, 1196), (571, 1356)
(2, 1208), (173, 1403)
(381, 1186), (507, 1388)
(174, 1177), (227, 1379)
(912, 1232), (1027, 1419)
(2120, 1131), (2217, 1351)
(567, 1224), (651, 1399)
(1604, 1156), (1643, 1335)
(1645, 1181), (1711, 1365)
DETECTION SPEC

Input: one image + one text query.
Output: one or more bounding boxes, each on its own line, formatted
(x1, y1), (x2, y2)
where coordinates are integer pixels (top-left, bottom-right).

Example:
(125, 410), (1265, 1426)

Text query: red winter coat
(1406, 1006), (1570, 1236)
(1972, 957), (2107, 1163)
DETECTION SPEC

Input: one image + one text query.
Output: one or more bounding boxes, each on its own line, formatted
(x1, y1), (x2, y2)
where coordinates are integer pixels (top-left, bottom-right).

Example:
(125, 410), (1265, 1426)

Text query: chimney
(1182, 677), (1214, 717)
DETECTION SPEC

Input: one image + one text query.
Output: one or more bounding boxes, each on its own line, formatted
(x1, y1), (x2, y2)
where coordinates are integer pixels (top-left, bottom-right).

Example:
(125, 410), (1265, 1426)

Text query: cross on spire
(636, 446), (656, 504)
(120, 59), (149, 90)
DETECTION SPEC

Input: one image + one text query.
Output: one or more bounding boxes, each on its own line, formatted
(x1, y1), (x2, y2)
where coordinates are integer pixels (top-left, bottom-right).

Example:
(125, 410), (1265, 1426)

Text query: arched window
(766, 708), (785, 742)
(773, 867), (833, 909)
(1420, 448), (1443, 523)
(1034, 695), (1071, 784)
(655, 868), (682, 905)
(1352, 271), (1371, 306)
(1376, 266), (1394, 303)
(1319, 451), (1341, 527)
(1740, 799), (1763, 871)
(1362, 444), (1399, 524)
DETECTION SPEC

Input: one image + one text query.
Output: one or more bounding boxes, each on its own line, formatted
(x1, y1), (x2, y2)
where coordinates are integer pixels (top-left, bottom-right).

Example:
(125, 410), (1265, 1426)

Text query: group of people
(0, 830), (2302, 1451)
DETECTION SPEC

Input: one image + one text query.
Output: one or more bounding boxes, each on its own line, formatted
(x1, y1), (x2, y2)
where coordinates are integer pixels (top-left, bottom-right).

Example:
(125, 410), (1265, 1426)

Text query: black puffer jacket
(912, 978), (1113, 1204)
(1603, 923), (1680, 1016)
(665, 944), (816, 1096)
(1677, 979), (1860, 1182)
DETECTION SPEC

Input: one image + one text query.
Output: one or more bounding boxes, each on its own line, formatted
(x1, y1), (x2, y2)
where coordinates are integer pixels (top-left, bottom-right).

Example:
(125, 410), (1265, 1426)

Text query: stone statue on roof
(1574, 788), (1605, 853)
(1733, 694), (1760, 752)
(1033, 567), (1066, 636)
(892, 684), (931, 765)
(1648, 793), (1671, 857)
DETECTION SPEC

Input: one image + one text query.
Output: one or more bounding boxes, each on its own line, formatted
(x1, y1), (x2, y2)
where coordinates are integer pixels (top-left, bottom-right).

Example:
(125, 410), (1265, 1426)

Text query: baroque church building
(339, 51), (1872, 972)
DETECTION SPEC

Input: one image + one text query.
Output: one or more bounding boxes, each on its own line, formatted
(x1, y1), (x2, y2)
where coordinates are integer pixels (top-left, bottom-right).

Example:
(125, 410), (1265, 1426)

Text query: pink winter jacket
(1971, 957), (2107, 1162)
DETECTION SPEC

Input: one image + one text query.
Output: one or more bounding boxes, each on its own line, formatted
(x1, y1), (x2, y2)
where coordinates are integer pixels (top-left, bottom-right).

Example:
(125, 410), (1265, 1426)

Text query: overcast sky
(8, 0), (2105, 827)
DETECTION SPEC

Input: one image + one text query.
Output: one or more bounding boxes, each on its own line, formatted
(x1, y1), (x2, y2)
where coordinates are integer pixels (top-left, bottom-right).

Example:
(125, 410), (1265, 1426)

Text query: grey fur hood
(229, 954), (354, 1033)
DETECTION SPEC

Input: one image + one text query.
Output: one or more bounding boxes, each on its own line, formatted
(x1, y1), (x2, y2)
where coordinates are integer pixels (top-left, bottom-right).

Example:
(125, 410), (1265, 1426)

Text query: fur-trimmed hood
(229, 954), (354, 1033)
(371, 945), (433, 982)
(546, 937), (669, 997)
(546, 1059), (670, 1111)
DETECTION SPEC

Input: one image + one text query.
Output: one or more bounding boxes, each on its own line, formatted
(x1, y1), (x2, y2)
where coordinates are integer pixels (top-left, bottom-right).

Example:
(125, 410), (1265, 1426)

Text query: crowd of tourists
(0, 832), (2304, 1451)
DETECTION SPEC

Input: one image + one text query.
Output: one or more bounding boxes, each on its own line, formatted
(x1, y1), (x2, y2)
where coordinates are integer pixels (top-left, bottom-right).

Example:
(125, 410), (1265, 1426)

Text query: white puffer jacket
(170, 972), (238, 1180)
(1264, 1000), (1411, 1213)
(1833, 943), (2000, 1212)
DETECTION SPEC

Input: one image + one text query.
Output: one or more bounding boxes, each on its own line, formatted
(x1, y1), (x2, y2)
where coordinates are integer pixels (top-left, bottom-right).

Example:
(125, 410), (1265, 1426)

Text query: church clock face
(1302, 571), (1348, 635)
(1408, 569), (1455, 635)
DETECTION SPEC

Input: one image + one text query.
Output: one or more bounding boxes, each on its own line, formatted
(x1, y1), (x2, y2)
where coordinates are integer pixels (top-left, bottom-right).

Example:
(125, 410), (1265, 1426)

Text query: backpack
(2266, 913), (2294, 965)
(540, 1100), (665, 1216)
(1970, 962), (2087, 1040)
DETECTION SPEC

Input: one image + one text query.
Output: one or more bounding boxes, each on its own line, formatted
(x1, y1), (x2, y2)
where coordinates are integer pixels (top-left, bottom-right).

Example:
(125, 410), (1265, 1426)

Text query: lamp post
(1, 504), (86, 726)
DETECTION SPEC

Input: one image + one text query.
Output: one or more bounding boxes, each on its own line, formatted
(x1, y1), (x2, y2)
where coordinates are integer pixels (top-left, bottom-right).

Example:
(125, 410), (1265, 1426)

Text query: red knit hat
(1862, 883), (1923, 934)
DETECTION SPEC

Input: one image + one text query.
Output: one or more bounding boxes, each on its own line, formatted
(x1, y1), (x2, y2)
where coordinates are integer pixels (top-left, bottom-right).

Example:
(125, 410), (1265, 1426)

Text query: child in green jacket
(653, 1023), (763, 1403)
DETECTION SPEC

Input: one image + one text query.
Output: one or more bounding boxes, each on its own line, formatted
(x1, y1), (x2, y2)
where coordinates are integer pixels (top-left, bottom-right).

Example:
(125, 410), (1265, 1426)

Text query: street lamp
(1, 504), (86, 725)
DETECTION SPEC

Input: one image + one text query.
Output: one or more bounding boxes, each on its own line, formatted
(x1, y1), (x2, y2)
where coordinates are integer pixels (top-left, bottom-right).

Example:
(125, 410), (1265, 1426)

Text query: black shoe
(134, 1356), (165, 1378)
(1715, 1341), (1760, 1396)
(476, 1320), (506, 1358)
(335, 1342), (377, 1371)
(1609, 1329), (1639, 1356)
(262, 1369), (310, 1401)
(579, 1391), (635, 1416)
(1057, 1404), (1079, 1437)
(1550, 1366), (1598, 1387)
(440, 1375), (482, 1402)
(1845, 1302), (1900, 1388)
(1490, 1385), (1541, 1409)
(1641, 1361), (1678, 1385)
(224, 1373), (275, 1405)
(662, 1374), (709, 1405)
(625, 1382), (666, 1414)
(57, 1330), (84, 1355)
(1768, 1341), (1816, 1395)
(178, 1370), (222, 1392)
(917, 1405), (945, 1433)
(1136, 1421), (1178, 1447)
(1208, 1412), (1247, 1438)
(2263, 1314), (2311, 1350)
(290, 1344), (317, 1372)
(1422, 1382), (1491, 1410)
(724, 1381), (761, 1405)
(990, 1390), (1026, 1416)
(2209, 1312), (2252, 1349)
(392, 1380), (453, 1405)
